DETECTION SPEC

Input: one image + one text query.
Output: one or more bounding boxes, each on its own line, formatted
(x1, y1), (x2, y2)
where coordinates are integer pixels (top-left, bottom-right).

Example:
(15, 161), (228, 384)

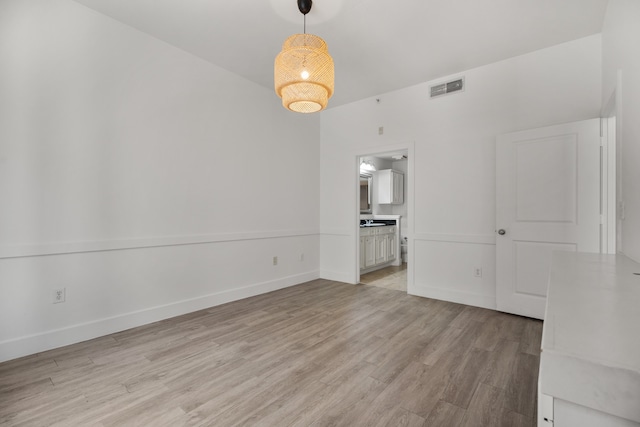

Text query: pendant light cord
(303, 14), (306, 34)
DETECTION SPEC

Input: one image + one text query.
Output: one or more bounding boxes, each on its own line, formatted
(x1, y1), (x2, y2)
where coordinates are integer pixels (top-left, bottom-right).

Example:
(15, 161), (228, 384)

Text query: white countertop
(540, 251), (640, 423)
(359, 214), (401, 221)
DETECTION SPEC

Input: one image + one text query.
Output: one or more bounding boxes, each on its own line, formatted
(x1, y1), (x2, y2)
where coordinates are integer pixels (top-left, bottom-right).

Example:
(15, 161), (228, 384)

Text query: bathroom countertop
(359, 214), (401, 221)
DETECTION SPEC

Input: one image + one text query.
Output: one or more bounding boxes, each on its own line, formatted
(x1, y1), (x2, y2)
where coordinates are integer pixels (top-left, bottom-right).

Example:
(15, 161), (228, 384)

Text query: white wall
(602, 0), (640, 263)
(320, 35), (602, 308)
(0, 0), (320, 362)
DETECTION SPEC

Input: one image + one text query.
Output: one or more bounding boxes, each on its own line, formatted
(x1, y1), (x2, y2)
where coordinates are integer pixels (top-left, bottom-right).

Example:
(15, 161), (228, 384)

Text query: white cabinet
(378, 169), (404, 205)
(374, 234), (387, 264)
(539, 252), (640, 427)
(364, 235), (375, 268)
(386, 232), (397, 262)
(360, 225), (397, 272)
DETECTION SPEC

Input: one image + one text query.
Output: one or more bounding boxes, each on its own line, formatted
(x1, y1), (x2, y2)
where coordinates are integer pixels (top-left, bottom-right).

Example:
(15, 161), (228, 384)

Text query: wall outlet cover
(53, 288), (66, 304)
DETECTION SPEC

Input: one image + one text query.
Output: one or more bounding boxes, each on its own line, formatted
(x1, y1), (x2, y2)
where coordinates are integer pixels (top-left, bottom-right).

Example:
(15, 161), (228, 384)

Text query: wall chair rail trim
(0, 229), (320, 260)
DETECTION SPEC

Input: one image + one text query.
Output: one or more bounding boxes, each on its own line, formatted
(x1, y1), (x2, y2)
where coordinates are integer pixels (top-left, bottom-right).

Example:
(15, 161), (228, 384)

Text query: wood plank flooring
(0, 279), (542, 426)
(360, 264), (407, 292)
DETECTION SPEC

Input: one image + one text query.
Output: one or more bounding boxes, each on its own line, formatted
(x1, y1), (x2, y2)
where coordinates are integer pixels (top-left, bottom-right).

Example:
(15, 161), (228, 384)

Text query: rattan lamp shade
(274, 33), (334, 113)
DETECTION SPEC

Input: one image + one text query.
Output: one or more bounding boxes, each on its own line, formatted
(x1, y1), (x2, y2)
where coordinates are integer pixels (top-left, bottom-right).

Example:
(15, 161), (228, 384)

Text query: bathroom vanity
(359, 215), (401, 273)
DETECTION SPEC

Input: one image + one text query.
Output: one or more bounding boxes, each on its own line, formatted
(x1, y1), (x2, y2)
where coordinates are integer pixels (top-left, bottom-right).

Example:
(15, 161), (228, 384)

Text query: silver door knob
(498, 229), (506, 235)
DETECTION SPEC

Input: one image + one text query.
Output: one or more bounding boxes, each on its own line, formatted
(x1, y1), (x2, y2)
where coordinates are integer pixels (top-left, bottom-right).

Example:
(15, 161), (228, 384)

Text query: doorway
(355, 143), (414, 293)
(360, 264), (408, 291)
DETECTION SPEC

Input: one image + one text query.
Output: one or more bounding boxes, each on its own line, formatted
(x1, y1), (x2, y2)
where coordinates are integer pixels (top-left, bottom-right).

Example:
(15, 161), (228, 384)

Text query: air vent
(430, 77), (464, 99)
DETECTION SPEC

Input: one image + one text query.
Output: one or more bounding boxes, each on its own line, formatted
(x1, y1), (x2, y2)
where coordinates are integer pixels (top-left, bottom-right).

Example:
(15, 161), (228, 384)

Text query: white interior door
(496, 119), (601, 319)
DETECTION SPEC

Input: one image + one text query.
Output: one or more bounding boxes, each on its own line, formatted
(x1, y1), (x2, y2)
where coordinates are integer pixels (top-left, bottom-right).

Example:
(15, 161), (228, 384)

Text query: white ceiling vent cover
(430, 77), (464, 99)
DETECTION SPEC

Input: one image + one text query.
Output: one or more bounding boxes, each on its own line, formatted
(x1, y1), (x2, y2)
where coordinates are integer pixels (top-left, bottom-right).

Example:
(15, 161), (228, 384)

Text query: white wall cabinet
(360, 226), (397, 272)
(378, 170), (404, 205)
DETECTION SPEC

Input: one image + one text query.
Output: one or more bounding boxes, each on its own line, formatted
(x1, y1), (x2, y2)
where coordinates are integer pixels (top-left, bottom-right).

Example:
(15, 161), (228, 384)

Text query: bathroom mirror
(360, 174), (372, 214)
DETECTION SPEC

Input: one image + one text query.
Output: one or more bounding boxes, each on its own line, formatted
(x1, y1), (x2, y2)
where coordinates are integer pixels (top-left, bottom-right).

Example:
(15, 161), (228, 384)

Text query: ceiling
(72, 0), (609, 109)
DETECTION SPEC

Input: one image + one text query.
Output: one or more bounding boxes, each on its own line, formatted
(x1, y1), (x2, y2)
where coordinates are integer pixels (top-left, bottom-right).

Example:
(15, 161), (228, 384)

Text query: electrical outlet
(53, 288), (66, 304)
(378, 126), (384, 135)
(473, 267), (482, 278)
(273, 256), (278, 266)
(299, 253), (304, 262)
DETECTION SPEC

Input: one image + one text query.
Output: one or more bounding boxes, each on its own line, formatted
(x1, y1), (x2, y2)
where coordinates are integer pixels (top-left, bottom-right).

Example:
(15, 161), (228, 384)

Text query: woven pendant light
(274, 0), (334, 113)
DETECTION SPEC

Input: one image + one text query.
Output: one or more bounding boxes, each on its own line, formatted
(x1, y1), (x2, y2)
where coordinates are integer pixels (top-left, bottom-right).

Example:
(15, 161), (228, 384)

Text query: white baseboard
(409, 284), (497, 311)
(319, 269), (355, 284)
(0, 270), (320, 363)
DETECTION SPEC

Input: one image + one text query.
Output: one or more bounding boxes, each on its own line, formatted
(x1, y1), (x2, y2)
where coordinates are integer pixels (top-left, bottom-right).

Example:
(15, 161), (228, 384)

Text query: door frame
(601, 71), (621, 254)
(353, 142), (415, 293)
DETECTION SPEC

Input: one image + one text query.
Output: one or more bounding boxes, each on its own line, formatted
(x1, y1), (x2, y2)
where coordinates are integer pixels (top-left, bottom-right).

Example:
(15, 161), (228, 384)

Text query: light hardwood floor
(360, 264), (407, 292)
(0, 279), (542, 426)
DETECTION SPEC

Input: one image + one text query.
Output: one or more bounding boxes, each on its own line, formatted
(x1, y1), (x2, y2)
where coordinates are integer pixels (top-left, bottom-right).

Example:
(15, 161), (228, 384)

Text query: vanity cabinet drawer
(374, 226), (395, 235)
(360, 228), (373, 236)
